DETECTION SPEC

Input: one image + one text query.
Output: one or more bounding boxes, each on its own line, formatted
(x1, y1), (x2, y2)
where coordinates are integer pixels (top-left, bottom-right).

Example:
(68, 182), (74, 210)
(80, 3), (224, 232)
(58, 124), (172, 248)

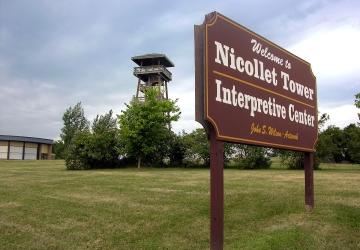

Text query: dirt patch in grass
(0, 202), (21, 208)
(143, 187), (181, 193)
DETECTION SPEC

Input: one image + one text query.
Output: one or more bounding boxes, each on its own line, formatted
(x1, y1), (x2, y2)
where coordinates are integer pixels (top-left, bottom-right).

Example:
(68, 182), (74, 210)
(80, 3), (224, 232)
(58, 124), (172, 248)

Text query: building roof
(0, 135), (53, 144)
(131, 53), (174, 67)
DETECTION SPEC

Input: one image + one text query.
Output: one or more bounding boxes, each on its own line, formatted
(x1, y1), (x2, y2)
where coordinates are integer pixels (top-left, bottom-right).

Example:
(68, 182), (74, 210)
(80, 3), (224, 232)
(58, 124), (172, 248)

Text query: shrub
(279, 151), (320, 170)
(65, 132), (92, 170)
(231, 145), (271, 169)
(65, 110), (122, 170)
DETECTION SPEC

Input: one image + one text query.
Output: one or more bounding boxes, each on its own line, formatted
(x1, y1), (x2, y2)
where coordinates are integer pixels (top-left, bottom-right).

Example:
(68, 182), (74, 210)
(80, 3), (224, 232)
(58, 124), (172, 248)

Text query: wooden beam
(7, 140), (10, 160)
(22, 142), (25, 160)
(136, 78), (140, 98)
(37, 144), (41, 160)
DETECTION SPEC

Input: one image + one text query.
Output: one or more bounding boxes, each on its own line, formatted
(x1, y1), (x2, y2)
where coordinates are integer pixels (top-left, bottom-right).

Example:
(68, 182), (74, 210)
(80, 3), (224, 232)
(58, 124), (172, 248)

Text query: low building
(0, 135), (53, 160)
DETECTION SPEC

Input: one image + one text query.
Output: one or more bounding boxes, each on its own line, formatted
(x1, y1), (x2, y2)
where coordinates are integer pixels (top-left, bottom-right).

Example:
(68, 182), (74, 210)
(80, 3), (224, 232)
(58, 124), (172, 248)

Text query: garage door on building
(40, 144), (49, 159)
(0, 141), (8, 159)
(9, 141), (23, 160)
(24, 143), (37, 160)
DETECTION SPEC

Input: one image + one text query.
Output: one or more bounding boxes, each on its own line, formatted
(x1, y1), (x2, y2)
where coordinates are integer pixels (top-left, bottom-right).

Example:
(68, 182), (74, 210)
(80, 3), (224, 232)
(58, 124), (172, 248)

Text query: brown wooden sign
(195, 12), (318, 152)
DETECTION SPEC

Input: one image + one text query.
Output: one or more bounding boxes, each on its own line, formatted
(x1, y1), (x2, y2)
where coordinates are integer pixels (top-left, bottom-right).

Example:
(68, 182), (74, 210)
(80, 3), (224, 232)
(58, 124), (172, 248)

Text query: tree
(314, 112), (331, 163)
(355, 92), (360, 123)
(317, 126), (345, 162)
(343, 124), (360, 163)
(60, 102), (89, 154)
(183, 128), (210, 166)
(318, 113), (330, 130)
(53, 140), (65, 159)
(118, 88), (180, 168)
(88, 110), (121, 168)
(168, 132), (186, 167)
(356, 93), (360, 108)
(92, 110), (117, 134)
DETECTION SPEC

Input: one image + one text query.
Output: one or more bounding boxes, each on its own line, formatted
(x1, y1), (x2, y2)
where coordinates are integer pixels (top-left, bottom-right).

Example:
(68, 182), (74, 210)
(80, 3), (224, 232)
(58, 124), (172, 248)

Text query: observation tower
(132, 53), (174, 101)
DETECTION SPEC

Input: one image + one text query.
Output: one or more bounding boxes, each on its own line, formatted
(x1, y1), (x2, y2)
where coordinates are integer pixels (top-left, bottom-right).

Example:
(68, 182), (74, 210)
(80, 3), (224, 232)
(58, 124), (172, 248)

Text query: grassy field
(0, 160), (359, 249)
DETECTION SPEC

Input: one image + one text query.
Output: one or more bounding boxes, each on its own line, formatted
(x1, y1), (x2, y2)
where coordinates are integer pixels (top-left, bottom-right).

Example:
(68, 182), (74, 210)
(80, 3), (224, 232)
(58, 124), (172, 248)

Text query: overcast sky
(0, 0), (359, 139)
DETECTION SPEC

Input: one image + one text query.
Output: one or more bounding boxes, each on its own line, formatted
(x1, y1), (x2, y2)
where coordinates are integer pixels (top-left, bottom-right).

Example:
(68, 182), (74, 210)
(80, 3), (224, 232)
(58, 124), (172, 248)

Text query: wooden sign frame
(195, 12), (316, 250)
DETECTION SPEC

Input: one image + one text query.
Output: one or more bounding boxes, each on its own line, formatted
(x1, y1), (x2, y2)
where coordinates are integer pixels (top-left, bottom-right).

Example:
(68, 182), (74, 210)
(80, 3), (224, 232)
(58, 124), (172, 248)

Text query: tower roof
(131, 53), (174, 67)
(0, 135), (53, 144)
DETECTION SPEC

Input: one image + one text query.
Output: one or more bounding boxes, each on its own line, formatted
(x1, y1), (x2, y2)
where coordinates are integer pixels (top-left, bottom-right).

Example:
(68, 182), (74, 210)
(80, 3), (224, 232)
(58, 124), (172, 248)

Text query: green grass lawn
(0, 160), (359, 249)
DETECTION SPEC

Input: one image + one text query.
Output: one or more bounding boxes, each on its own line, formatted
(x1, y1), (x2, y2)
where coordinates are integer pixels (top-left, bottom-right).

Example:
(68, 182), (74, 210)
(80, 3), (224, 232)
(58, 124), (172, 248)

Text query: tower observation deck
(132, 53), (174, 101)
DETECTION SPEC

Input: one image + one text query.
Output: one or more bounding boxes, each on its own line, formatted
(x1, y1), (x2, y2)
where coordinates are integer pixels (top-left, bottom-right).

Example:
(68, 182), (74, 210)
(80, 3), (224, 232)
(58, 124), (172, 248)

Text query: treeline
(53, 90), (360, 169)
(55, 88), (181, 169)
(314, 92), (360, 164)
(316, 123), (360, 163)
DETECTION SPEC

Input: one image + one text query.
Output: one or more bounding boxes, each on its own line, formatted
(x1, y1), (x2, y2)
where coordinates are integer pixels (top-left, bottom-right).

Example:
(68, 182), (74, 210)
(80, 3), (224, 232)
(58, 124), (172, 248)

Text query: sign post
(304, 152), (314, 211)
(209, 126), (224, 250)
(195, 12), (317, 249)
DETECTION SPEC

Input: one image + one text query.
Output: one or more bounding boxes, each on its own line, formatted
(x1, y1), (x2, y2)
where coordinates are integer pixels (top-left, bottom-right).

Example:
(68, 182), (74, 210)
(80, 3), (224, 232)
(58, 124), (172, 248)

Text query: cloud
(0, 0), (359, 139)
(320, 105), (358, 129)
(281, 0), (360, 129)
(0, 73), (66, 138)
(288, 24), (360, 80)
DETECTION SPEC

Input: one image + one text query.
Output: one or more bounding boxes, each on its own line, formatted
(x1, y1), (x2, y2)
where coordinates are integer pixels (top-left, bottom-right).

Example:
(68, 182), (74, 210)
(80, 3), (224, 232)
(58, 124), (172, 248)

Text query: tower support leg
(136, 79), (141, 98)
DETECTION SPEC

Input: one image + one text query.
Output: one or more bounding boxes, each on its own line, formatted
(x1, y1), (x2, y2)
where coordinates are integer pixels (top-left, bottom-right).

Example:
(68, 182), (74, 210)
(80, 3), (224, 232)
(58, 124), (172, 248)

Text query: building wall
(0, 140), (53, 160)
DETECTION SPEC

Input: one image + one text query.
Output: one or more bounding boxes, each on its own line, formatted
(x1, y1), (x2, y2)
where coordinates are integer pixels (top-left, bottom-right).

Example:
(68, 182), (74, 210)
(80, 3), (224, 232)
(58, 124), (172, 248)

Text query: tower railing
(133, 65), (172, 81)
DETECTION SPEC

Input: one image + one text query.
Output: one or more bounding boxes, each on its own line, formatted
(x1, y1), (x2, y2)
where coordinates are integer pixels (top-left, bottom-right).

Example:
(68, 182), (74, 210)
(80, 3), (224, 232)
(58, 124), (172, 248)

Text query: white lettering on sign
(281, 71), (314, 100)
(250, 39), (284, 66)
(214, 41), (314, 102)
(214, 79), (315, 127)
